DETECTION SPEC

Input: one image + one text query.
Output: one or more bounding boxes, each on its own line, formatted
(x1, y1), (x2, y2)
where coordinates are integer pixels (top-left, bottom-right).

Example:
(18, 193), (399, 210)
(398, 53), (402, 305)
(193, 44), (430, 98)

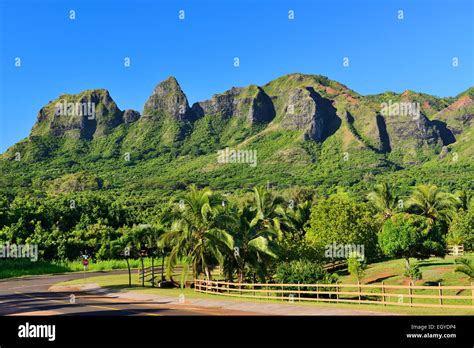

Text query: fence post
(151, 257), (155, 288)
(316, 282), (319, 300)
(281, 285), (284, 301)
(298, 281), (301, 302)
(409, 281), (413, 307)
(438, 282), (443, 306)
(336, 281), (339, 303)
(381, 282), (385, 306)
(358, 280), (361, 304)
(471, 282), (474, 306)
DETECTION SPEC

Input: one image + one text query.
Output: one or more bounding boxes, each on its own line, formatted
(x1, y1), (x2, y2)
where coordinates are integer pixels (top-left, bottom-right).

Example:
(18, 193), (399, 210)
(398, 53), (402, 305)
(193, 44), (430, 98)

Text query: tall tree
(407, 184), (458, 225)
(367, 183), (398, 220)
(454, 190), (473, 211)
(248, 186), (285, 233)
(281, 200), (312, 235)
(231, 206), (279, 283)
(378, 213), (446, 271)
(159, 185), (233, 280)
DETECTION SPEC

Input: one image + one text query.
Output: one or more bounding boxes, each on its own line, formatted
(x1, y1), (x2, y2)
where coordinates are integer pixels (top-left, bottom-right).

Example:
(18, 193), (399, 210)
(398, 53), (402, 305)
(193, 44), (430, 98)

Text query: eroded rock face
(281, 88), (316, 131)
(192, 87), (243, 119)
(382, 112), (443, 150)
(143, 77), (193, 121)
(31, 89), (123, 140)
(123, 109), (141, 125)
(248, 87), (276, 124)
(280, 87), (340, 142)
(192, 86), (275, 125)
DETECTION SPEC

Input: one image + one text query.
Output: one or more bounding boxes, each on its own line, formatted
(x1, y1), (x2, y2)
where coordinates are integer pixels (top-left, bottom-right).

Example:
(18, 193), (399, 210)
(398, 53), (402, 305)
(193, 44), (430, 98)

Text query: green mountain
(1, 73), (473, 197)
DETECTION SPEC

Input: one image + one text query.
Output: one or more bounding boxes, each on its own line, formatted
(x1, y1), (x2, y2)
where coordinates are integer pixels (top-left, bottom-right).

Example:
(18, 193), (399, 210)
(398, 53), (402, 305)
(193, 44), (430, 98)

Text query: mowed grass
(335, 254), (474, 307)
(337, 254), (474, 286)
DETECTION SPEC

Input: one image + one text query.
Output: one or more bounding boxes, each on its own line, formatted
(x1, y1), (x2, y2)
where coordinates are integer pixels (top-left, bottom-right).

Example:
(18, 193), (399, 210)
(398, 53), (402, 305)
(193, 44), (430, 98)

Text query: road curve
(0, 271), (252, 316)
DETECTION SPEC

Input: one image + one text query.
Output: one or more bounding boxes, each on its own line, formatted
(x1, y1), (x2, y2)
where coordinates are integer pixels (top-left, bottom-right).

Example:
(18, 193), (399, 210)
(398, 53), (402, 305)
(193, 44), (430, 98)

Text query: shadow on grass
(366, 275), (397, 284)
(417, 261), (454, 267)
(423, 279), (443, 286)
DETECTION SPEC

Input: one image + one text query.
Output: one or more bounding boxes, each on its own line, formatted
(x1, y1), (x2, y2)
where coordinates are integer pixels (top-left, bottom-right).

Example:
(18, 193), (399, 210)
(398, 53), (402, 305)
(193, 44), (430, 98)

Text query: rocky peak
(122, 109), (141, 124)
(143, 76), (193, 121)
(30, 89), (123, 140)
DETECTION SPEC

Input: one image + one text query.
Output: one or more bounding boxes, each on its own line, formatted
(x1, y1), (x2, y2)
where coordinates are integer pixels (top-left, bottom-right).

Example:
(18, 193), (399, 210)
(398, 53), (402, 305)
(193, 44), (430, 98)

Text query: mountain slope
(1, 73), (472, 196)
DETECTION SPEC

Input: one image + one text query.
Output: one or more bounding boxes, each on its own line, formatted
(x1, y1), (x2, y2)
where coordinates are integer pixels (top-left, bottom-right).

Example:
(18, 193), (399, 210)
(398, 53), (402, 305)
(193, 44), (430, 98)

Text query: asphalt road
(0, 271), (249, 316)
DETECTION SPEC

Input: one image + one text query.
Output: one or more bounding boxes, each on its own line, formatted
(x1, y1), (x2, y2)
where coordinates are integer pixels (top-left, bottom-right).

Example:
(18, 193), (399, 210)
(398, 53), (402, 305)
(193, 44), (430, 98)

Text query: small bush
(404, 262), (422, 282)
(275, 260), (334, 284)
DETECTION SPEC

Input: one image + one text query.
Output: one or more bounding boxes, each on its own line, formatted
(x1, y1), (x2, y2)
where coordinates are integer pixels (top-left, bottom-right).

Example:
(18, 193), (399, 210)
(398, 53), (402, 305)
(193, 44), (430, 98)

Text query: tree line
(0, 183), (472, 283)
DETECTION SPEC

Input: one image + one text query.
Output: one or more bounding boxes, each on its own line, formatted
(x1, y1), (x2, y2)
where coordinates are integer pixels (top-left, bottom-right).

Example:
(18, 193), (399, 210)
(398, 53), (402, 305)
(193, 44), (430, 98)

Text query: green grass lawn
(337, 254), (474, 286)
(334, 254), (474, 307)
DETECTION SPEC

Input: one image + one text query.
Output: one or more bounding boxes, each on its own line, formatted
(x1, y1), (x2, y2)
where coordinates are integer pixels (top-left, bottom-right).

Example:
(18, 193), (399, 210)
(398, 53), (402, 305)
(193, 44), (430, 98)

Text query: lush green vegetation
(1, 182), (472, 286)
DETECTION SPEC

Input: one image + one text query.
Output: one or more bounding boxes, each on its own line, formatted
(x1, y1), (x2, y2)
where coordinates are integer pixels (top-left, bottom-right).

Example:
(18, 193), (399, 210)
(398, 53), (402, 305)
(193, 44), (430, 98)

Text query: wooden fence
(447, 245), (464, 256)
(138, 265), (222, 284)
(193, 279), (474, 309)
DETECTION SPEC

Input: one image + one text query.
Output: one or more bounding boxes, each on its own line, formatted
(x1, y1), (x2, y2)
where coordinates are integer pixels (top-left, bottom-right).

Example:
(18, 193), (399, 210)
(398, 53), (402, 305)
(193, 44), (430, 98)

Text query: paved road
(0, 271), (252, 316)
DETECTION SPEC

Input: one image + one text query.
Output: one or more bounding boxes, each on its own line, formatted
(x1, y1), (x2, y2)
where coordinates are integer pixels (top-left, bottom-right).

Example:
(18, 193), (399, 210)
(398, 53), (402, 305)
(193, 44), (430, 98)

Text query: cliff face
(192, 85), (275, 125)
(31, 89), (127, 140)
(143, 76), (194, 121)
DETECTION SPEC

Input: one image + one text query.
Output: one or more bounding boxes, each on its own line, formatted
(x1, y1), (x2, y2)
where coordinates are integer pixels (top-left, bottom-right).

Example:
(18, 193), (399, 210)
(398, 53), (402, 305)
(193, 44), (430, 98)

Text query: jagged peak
(152, 76), (183, 94)
(143, 76), (193, 120)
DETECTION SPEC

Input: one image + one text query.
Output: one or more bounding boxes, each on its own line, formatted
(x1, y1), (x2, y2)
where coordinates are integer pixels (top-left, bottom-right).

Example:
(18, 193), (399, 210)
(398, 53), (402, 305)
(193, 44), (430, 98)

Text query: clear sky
(0, 0), (473, 153)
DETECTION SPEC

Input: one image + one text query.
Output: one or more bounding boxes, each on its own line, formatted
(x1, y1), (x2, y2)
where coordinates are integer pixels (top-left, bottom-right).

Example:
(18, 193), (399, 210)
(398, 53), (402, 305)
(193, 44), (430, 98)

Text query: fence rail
(138, 266), (222, 282)
(447, 245), (464, 256)
(193, 279), (474, 309)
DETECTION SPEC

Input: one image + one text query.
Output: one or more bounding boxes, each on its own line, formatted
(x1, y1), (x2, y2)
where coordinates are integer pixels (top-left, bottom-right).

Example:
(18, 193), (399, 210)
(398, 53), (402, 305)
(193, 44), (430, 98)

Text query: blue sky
(0, 0), (473, 152)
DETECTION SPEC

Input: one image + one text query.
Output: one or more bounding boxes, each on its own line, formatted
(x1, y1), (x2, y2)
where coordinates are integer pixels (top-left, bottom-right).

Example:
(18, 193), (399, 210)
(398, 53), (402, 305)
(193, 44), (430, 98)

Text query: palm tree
(248, 186), (285, 235)
(280, 200), (312, 236)
(367, 183), (398, 220)
(159, 185), (234, 281)
(231, 206), (279, 283)
(407, 184), (458, 224)
(454, 190), (473, 211)
(454, 258), (474, 280)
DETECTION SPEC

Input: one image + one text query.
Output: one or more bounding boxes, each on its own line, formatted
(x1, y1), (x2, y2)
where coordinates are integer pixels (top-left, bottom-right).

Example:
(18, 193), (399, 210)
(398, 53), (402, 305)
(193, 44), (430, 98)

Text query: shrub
(347, 252), (367, 282)
(275, 260), (334, 285)
(404, 262), (422, 282)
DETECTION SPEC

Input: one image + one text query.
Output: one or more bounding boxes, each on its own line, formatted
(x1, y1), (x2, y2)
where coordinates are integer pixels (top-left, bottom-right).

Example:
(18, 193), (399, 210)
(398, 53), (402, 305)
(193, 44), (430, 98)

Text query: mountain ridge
(1, 73), (472, 196)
